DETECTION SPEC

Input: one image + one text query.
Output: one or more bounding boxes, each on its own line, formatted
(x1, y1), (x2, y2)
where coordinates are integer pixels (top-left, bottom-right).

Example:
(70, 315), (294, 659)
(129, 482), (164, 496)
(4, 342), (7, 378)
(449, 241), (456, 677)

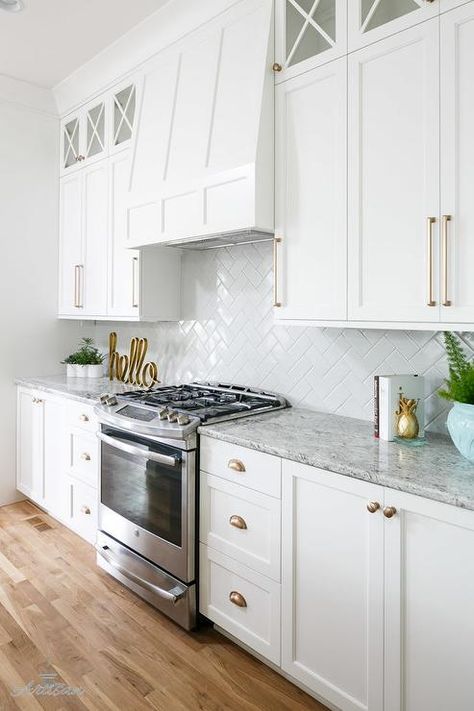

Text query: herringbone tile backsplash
(95, 242), (474, 433)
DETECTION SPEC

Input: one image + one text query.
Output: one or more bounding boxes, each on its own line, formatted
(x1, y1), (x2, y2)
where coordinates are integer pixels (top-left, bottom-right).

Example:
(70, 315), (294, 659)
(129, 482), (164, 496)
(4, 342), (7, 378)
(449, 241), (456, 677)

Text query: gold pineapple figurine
(396, 395), (420, 440)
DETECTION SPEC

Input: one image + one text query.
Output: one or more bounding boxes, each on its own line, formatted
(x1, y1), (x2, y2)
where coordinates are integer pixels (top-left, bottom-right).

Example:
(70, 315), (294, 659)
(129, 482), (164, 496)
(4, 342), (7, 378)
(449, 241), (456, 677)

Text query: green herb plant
(438, 332), (474, 404)
(62, 337), (104, 366)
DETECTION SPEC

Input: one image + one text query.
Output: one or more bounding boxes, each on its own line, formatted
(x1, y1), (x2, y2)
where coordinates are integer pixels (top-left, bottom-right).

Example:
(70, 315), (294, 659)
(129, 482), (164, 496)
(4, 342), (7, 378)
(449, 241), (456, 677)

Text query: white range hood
(126, 0), (274, 249)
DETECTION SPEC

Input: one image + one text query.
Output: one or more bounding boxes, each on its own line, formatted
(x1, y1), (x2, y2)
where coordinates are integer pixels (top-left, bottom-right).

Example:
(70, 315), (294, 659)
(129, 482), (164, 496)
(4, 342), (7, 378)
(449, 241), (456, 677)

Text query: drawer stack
(199, 436), (282, 664)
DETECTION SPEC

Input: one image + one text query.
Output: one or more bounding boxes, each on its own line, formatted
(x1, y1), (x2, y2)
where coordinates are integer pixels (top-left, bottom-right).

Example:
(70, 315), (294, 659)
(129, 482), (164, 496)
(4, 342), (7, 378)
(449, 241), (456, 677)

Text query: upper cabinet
(127, 0), (274, 248)
(348, 0), (438, 51)
(274, 0), (347, 82)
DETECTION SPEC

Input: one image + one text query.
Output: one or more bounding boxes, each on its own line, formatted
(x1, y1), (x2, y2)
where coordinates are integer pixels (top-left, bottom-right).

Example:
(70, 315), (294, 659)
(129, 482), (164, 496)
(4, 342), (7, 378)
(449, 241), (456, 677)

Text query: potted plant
(439, 332), (474, 462)
(62, 337), (105, 379)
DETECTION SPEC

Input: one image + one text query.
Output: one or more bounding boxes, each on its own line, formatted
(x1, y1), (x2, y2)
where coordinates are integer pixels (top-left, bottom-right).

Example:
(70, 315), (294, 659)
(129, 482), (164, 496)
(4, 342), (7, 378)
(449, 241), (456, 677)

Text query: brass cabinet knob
(80, 452), (91, 461)
(79, 414), (89, 422)
(272, 62), (283, 72)
(367, 501), (380, 514)
(229, 515), (247, 530)
(229, 591), (247, 608)
(383, 506), (397, 519)
(81, 505), (91, 515)
(228, 458), (246, 473)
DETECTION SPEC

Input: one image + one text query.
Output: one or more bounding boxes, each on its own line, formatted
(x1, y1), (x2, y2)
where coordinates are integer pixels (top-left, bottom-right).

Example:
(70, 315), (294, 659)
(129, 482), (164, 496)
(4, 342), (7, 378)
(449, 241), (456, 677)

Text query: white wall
(0, 84), (84, 505)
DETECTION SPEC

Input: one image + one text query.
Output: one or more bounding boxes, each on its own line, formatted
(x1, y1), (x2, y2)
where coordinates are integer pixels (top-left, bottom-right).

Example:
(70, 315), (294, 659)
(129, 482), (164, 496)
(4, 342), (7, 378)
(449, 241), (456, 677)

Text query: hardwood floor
(0, 502), (327, 711)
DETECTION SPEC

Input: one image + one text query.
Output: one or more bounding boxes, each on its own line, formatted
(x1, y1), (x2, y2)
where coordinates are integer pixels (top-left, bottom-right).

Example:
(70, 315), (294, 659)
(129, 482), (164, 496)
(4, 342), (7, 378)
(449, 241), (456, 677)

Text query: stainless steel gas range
(94, 382), (288, 630)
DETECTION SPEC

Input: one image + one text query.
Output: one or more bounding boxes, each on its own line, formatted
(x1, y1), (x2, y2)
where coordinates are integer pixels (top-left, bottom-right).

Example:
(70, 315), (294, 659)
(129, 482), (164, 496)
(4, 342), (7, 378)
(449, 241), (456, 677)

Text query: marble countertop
(15, 374), (130, 405)
(199, 408), (474, 511)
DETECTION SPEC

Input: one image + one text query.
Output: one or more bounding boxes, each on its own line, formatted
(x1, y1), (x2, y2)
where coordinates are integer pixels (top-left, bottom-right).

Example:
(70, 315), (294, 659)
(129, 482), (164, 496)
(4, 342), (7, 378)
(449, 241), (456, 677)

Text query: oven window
(100, 429), (183, 547)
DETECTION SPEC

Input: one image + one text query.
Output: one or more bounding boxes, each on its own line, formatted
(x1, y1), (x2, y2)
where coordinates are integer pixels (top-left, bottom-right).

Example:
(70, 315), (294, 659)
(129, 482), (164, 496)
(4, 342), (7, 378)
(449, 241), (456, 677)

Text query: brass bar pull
(229, 591), (247, 608)
(229, 515), (247, 530)
(75, 265), (84, 308)
(228, 458), (246, 473)
(273, 237), (282, 308)
(426, 218), (436, 306)
(383, 506), (397, 519)
(367, 501), (380, 514)
(132, 257), (139, 308)
(442, 215), (452, 307)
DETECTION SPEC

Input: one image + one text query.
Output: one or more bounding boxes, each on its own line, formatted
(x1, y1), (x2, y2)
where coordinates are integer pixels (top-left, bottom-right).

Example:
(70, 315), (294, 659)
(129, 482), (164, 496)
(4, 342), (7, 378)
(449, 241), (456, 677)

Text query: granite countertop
(15, 374), (130, 405)
(199, 408), (474, 511)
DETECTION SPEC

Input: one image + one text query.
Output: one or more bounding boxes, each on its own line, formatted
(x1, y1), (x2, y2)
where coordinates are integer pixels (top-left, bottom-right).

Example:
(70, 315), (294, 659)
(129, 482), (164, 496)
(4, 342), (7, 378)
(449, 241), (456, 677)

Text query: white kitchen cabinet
(384, 489), (474, 711)
(64, 476), (98, 545)
(441, 0), (473, 11)
(127, 0), (274, 248)
(348, 0), (439, 52)
(17, 389), (45, 504)
(440, 3), (474, 322)
(348, 19), (440, 323)
(110, 82), (137, 155)
(61, 113), (83, 173)
(275, 56), (347, 321)
(274, 0), (347, 83)
(58, 171), (83, 317)
(43, 397), (67, 521)
(281, 460), (384, 711)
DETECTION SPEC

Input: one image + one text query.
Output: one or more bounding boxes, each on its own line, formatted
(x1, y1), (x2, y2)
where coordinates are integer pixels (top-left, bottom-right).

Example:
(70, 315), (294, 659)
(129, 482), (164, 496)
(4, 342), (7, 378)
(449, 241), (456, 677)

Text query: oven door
(98, 426), (195, 583)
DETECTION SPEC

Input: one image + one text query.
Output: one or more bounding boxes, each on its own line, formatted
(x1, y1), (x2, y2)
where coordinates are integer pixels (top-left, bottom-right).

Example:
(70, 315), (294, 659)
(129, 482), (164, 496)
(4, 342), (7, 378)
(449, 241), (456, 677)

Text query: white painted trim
(0, 74), (57, 117)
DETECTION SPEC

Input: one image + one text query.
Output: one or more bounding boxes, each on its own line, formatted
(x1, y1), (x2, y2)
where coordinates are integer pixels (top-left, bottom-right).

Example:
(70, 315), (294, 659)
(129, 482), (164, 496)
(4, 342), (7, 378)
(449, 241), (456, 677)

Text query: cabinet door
(110, 83), (137, 154)
(440, 3), (474, 322)
(282, 461), (384, 711)
(275, 57), (347, 321)
(441, 0), (472, 11)
(348, 21), (440, 323)
(58, 173), (84, 316)
(274, 0), (347, 83)
(348, 0), (438, 51)
(108, 152), (140, 317)
(82, 162), (108, 316)
(84, 99), (107, 164)
(384, 490), (474, 711)
(60, 114), (83, 174)
(43, 398), (67, 520)
(17, 390), (44, 504)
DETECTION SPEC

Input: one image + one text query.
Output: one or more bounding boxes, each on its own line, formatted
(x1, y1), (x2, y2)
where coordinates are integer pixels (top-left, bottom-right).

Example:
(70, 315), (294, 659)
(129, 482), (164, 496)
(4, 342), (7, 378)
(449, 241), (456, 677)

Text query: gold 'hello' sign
(108, 332), (159, 388)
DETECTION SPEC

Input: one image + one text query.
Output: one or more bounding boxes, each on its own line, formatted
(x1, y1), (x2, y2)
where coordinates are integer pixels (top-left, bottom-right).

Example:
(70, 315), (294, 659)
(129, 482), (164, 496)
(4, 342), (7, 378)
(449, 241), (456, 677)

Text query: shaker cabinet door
(16, 389), (44, 504)
(348, 20), (440, 323)
(81, 162), (109, 317)
(275, 56), (347, 321)
(58, 172), (83, 317)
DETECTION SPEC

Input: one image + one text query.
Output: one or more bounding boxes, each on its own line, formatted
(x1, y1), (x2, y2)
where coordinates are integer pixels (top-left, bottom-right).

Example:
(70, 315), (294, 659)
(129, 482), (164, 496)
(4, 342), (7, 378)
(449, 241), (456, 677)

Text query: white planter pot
(66, 364), (103, 378)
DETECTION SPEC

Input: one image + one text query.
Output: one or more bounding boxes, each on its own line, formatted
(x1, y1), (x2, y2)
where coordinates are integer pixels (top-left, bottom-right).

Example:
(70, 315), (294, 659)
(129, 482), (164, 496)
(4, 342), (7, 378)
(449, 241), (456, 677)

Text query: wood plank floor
(0, 502), (327, 711)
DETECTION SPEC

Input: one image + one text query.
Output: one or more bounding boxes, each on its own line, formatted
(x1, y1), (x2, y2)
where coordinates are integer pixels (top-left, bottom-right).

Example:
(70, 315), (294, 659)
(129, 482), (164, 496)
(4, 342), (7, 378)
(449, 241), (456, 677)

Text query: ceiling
(0, 0), (169, 88)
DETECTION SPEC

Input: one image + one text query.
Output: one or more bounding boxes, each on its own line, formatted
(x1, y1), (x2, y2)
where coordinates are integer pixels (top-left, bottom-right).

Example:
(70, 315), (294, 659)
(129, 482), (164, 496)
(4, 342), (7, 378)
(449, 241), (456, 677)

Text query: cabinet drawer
(200, 473), (281, 581)
(200, 437), (281, 498)
(199, 544), (280, 665)
(65, 476), (98, 544)
(69, 430), (99, 488)
(67, 401), (98, 434)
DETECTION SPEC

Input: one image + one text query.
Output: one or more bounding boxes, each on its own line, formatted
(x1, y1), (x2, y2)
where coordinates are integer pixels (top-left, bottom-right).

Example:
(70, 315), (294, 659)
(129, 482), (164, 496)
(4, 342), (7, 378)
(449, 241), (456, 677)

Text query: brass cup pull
(81, 505), (91, 515)
(80, 452), (91, 461)
(228, 458), (246, 473)
(229, 591), (247, 608)
(272, 62), (283, 72)
(229, 515), (247, 530)
(367, 501), (380, 514)
(79, 414), (89, 422)
(383, 506), (397, 519)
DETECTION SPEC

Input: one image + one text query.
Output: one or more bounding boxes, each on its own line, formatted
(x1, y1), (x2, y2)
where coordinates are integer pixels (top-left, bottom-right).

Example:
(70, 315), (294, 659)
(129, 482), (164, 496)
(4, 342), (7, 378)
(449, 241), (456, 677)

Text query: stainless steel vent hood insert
(161, 228), (274, 250)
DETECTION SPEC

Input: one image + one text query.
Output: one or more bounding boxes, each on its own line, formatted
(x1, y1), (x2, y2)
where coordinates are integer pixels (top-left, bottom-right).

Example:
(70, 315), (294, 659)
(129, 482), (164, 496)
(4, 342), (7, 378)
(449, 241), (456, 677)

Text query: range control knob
(158, 408), (168, 420)
(177, 414), (190, 426)
(106, 396), (118, 406)
(99, 394), (110, 404)
(167, 410), (178, 423)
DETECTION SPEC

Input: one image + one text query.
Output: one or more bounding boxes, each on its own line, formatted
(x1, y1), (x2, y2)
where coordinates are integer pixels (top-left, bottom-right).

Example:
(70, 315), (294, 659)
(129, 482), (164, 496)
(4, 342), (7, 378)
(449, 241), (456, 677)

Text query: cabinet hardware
(273, 237), (282, 308)
(132, 257), (139, 308)
(426, 217), (436, 306)
(272, 62), (283, 72)
(229, 591), (247, 608)
(81, 505), (91, 515)
(74, 265), (84, 308)
(442, 215), (452, 307)
(32, 397), (37, 403)
(76, 155), (85, 162)
(383, 506), (397, 519)
(80, 452), (91, 461)
(228, 458), (246, 473)
(367, 501), (380, 514)
(79, 414), (89, 422)
(229, 515), (247, 530)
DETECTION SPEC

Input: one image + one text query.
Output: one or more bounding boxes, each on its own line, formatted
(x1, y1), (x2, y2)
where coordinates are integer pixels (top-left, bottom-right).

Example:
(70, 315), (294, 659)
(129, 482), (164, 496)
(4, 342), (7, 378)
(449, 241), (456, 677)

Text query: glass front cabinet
(348, 0), (438, 50)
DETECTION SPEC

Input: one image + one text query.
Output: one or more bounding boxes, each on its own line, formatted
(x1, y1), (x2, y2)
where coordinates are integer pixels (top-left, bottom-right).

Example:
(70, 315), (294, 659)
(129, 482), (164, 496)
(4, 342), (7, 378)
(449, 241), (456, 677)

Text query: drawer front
(69, 430), (99, 488)
(200, 473), (281, 581)
(65, 476), (98, 544)
(67, 401), (98, 434)
(199, 544), (280, 665)
(200, 437), (281, 498)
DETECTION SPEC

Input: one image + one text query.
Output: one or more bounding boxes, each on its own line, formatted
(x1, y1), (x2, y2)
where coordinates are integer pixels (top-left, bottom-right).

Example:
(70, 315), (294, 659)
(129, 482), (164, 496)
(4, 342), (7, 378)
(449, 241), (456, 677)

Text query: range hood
(126, 0), (274, 250)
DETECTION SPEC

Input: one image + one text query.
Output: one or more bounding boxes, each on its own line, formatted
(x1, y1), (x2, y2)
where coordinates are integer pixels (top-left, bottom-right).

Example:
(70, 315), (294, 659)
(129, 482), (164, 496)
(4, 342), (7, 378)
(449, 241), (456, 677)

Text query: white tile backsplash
(95, 242), (474, 433)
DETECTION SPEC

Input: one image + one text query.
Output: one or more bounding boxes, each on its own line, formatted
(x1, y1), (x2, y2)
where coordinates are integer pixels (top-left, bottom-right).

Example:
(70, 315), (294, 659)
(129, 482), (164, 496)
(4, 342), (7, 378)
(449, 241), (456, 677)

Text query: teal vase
(447, 402), (474, 463)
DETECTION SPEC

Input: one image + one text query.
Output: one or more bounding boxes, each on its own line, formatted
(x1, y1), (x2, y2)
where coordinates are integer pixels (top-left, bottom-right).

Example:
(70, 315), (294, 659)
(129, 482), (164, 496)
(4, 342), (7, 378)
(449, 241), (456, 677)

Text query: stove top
(95, 382), (289, 446)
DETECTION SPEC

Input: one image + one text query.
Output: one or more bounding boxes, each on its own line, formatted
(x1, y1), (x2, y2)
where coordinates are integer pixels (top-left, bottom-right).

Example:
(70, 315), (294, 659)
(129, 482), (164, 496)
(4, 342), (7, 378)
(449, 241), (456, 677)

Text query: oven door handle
(97, 431), (179, 467)
(96, 544), (186, 605)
